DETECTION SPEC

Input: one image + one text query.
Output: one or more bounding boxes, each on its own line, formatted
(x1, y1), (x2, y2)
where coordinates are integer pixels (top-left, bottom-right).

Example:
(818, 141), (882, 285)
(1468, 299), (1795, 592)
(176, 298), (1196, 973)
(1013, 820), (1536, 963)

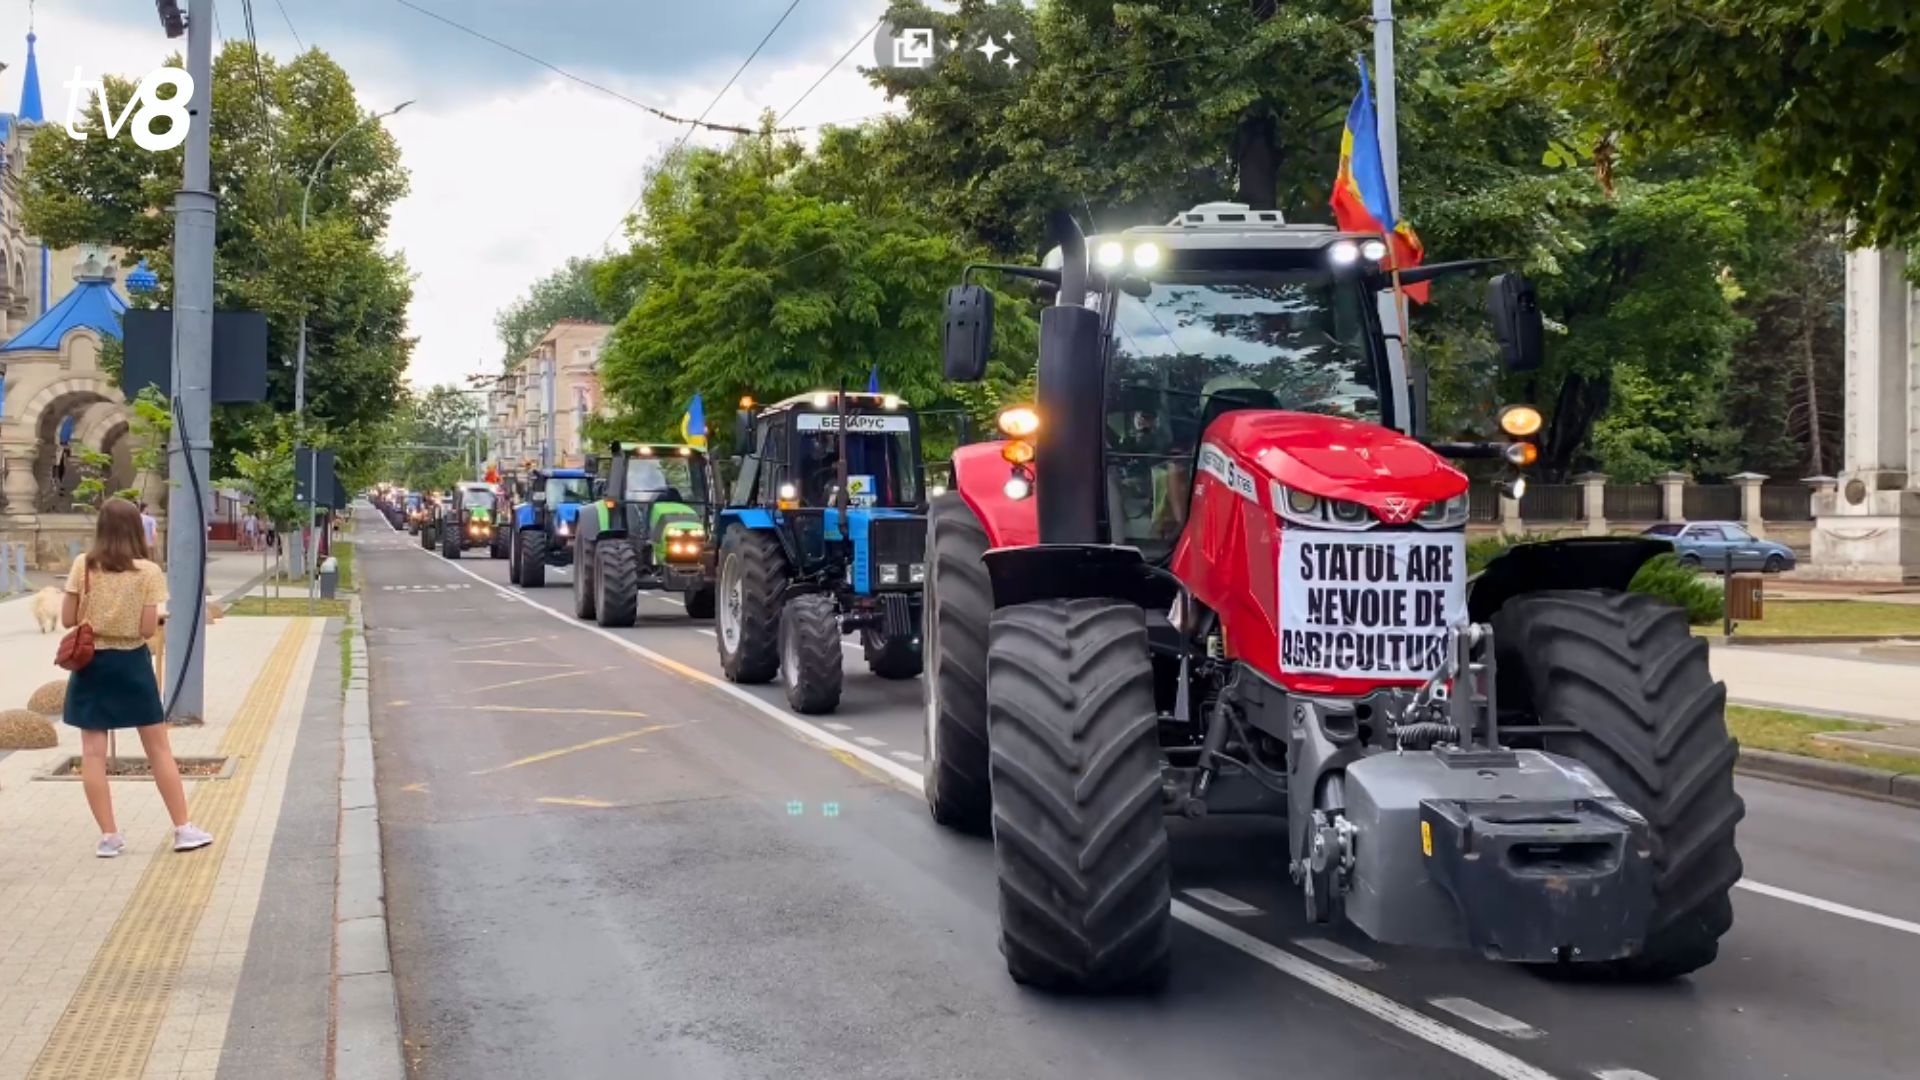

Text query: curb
(1718, 634), (1920, 646)
(1736, 747), (1920, 809)
(332, 600), (405, 1080)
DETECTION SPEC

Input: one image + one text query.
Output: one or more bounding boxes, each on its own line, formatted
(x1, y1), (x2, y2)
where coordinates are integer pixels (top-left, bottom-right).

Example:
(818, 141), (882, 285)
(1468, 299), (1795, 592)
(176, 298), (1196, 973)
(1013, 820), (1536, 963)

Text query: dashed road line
(888, 750), (924, 763)
(820, 722), (853, 732)
(854, 736), (886, 748)
(537, 796), (618, 809)
(1183, 888), (1263, 916)
(450, 635), (549, 652)
(1593, 1069), (1662, 1080)
(1292, 937), (1384, 972)
(1736, 880), (1920, 937)
(1427, 997), (1545, 1040)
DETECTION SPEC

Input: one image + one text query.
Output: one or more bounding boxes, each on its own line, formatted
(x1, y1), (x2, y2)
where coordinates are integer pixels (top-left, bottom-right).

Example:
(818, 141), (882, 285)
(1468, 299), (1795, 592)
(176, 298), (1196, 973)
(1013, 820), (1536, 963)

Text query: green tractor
(568, 443), (718, 627)
(441, 481), (509, 560)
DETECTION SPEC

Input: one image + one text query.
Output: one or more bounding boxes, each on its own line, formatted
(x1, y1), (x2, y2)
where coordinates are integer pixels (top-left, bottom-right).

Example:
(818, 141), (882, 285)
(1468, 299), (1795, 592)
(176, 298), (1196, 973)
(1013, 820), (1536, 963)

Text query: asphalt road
(356, 505), (1920, 1080)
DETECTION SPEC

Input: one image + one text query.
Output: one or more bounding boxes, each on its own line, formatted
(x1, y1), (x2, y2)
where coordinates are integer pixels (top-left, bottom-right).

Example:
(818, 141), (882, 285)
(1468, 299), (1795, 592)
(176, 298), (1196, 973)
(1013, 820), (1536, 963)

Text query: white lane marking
(697, 628), (717, 638)
(1735, 880), (1920, 937)
(888, 750), (924, 763)
(820, 722), (853, 732)
(1292, 937), (1383, 971)
(1174, 908), (1558, 1080)
(1593, 1070), (1662, 1080)
(419, 548), (1565, 1080)
(648, 594), (685, 606)
(1428, 998), (1545, 1040)
(1182, 888), (1263, 916)
(854, 736), (886, 748)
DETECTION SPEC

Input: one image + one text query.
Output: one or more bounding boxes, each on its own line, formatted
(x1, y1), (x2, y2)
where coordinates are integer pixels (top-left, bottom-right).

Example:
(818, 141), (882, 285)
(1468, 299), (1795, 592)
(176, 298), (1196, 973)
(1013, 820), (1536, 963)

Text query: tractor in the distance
(568, 443), (717, 627)
(713, 391), (928, 714)
(508, 468), (594, 588)
(925, 203), (1743, 993)
(439, 481), (509, 560)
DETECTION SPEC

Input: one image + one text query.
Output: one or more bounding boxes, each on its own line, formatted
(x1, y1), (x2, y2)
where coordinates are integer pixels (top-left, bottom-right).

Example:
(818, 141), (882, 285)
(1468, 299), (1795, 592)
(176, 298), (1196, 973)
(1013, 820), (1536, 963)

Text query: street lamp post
(293, 100), (413, 422)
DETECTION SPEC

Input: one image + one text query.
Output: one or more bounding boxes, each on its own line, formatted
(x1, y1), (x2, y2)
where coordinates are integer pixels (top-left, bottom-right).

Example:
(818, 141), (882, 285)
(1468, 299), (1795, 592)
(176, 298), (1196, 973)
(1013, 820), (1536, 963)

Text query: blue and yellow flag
(680, 393), (708, 449)
(867, 365), (880, 394)
(1330, 56), (1427, 302)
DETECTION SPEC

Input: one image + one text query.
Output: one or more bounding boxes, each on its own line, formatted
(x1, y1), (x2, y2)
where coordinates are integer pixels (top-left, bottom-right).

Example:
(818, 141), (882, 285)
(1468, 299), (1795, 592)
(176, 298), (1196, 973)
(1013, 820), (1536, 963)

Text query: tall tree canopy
(493, 255), (632, 365)
(23, 43), (414, 483)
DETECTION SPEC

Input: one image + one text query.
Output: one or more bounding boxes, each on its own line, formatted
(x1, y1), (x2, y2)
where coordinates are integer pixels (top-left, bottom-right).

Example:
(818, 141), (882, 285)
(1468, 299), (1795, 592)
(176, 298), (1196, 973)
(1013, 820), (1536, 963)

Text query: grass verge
(1729, 599), (1920, 638)
(339, 623), (354, 695)
(227, 596), (351, 617)
(333, 540), (355, 591)
(1728, 705), (1920, 776)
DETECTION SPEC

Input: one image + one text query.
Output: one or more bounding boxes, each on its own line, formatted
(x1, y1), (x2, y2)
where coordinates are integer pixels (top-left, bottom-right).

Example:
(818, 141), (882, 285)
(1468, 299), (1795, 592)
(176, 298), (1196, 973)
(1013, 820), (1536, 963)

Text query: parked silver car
(1642, 521), (1796, 572)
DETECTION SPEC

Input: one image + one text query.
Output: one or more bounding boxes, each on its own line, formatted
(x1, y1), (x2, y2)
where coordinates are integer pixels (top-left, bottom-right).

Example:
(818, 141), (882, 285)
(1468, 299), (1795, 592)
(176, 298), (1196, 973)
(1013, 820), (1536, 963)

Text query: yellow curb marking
(388, 699), (411, 707)
(466, 666), (613, 694)
(29, 619), (313, 1080)
(537, 796), (618, 809)
(420, 704), (654, 719)
(455, 659), (582, 668)
(449, 635), (549, 653)
(471, 722), (676, 775)
(402, 782), (431, 794)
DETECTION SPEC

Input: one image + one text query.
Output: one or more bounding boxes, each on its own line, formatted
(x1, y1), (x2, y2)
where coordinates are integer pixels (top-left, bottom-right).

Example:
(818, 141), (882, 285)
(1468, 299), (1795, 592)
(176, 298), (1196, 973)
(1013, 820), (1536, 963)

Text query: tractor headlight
(909, 562), (925, 584)
(1004, 475), (1032, 500)
(879, 564), (901, 585)
(1417, 493), (1471, 529)
(1131, 242), (1162, 270)
(1096, 241), (1126, 269)
(557, 521), (571, 536)
(1330, 240), (1361, 266)
(1275, 485), (1377, 531)
(1360, 239), (1389, 262)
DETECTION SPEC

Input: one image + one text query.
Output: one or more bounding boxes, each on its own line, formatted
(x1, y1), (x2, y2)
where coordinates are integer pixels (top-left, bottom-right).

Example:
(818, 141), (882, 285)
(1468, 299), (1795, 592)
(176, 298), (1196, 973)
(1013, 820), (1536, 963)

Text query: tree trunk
(1233, 112), (1280, 210)
(1800, 289), (1824, 476)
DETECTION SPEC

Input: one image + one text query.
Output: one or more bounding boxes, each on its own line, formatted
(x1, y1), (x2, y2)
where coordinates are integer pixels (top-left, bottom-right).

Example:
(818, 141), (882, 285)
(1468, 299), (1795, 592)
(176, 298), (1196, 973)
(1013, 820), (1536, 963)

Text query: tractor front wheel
(1495, 590), (1744, 982)
(441, 525), (461, 559)
(490, 530), (510, 560)
(596, 542), (639, 628)
(683, 583), (715, 619)
(572, 540), (597, 620)
(518, 530), (548, 588)
(780, 594), (843, 714)
(923, 493), (992, 834)
(987, 599), (1170, 994)
(864, 629), (922, 680)
(508, 532), (523, 585)
(716, 528), (786, 684)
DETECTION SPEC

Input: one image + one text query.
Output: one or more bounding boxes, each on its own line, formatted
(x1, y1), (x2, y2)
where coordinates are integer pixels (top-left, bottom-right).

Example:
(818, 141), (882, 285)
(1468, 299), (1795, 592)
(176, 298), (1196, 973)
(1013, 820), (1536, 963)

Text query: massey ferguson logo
(1380, 496), (1415, 523)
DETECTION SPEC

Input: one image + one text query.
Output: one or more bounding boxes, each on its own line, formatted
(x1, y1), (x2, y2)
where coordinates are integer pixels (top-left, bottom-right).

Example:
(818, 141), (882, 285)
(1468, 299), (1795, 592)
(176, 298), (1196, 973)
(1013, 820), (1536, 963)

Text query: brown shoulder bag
(56, 562), (96, 672)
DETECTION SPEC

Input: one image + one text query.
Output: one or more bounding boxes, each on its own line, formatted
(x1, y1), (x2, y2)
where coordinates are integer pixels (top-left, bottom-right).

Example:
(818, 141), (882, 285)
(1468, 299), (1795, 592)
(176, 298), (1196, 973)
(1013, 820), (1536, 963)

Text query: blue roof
(0, 274), (127, 352)
(0, 114), (12, 142)
(18, 32), (43, 123)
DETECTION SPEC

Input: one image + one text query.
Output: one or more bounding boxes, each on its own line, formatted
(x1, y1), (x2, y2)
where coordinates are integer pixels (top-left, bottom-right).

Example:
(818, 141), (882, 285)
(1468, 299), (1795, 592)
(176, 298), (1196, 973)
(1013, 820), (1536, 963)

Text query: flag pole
(1370, 0), (1422, 436)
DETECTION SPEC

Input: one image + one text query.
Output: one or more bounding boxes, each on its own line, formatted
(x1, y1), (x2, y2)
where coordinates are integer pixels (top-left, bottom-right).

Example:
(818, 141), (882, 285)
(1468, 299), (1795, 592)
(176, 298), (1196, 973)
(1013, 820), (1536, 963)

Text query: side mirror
(531, 490), (548, 505)
(1488, 273), (1544, 373)
(942, 284), (994, 382)
(584, 454), (601, 477)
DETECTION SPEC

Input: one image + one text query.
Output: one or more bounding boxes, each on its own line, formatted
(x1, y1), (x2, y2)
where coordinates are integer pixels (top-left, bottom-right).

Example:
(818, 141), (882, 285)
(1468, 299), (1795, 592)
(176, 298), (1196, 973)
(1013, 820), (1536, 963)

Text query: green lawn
(227, 597), (351, 617)
(333, 540), (356, 591)
(1731, 599), (1920, 638)
(1728, 705), (1920, 775)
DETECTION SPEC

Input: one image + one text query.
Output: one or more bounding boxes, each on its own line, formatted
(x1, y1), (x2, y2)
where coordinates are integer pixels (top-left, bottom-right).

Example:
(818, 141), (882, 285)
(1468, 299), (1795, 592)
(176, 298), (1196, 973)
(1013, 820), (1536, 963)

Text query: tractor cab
(563, 444), (717, 627)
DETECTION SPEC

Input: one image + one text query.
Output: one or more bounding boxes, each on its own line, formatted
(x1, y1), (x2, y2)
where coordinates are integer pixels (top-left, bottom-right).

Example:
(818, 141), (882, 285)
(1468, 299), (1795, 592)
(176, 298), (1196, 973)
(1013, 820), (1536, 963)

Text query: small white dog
(31, 586), (64, 634)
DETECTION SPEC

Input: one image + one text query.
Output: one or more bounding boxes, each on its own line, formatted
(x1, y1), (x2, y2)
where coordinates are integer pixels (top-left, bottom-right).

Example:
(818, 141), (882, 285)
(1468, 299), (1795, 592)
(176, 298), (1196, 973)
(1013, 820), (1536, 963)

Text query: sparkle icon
(977, 35), (1005, 63)
(786, 800), (804, 816)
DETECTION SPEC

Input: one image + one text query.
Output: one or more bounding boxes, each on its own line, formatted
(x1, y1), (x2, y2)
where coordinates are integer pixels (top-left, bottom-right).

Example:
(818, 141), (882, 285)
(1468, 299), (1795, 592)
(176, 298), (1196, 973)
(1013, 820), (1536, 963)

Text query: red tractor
(924, 203), (1743, 993)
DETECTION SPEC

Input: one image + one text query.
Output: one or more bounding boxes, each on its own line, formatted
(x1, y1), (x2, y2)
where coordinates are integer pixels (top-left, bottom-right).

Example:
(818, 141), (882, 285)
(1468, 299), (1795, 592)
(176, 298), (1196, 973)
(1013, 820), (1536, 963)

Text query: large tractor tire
(923, 492), (993, 834)
(1494, 589), (1744, 982)
(865, 629), (923, 680)
(596, 541), (640, 628)
(441, 523), (461, 559)
(490, 530), (510, 560)
(508, 532), (523, 585)
(986, 599), (1171, 994)
(518, 530), (548, 589)
(684, 583), (716, 619)
(716, 528), (786, 684)
(572, 540), (597, 620)
(419, 524), (432, 550)
(780, 594), (844, 714)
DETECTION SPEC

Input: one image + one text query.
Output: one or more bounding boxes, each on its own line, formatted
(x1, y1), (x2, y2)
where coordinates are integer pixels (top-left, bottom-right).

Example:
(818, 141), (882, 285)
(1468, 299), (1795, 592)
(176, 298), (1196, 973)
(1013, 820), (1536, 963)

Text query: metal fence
(1468, 481), (1504, 522)
(1761, 485), (1813, 521)
(1604, 485), (1662, 521)
(1683, 484), (1742, 520)
(1519, 483), (1583, 521)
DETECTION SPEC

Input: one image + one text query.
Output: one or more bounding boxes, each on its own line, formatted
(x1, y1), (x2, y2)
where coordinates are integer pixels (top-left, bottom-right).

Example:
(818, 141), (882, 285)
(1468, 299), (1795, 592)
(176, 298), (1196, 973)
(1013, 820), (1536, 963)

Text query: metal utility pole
(163, 0), (215, 723)
(1370, 0), (1422, 436)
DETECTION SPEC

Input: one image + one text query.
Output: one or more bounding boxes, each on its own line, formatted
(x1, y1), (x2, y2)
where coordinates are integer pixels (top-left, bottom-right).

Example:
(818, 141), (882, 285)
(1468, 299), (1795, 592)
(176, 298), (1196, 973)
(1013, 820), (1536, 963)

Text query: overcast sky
(9, 0), (914, 389)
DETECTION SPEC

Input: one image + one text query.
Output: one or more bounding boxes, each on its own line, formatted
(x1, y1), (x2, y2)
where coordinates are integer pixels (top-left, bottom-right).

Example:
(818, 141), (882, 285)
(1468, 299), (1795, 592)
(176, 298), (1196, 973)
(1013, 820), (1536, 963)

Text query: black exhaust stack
(1035, 210), (1104, 545)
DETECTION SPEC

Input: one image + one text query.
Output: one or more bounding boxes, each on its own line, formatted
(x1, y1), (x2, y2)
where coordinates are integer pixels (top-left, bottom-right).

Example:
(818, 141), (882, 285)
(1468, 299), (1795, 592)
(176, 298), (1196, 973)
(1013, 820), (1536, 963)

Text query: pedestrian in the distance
(63, 498), (214, 859)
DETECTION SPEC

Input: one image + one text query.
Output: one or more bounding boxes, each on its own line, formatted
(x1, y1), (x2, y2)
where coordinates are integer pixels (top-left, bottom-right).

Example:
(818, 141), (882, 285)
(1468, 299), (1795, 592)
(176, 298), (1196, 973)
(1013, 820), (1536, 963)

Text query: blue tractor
(713, 391), (928, 714)
(508, 467), (595, 588)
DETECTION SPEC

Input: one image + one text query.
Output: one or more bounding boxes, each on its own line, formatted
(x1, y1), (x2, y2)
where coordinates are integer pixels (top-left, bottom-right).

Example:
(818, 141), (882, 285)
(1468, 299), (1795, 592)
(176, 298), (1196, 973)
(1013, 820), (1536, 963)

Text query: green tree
(23, 43), (413, 486)
(383, 384), (485, 491)
(493, 255), (629, 365)
(1450, 0), (1920, 245)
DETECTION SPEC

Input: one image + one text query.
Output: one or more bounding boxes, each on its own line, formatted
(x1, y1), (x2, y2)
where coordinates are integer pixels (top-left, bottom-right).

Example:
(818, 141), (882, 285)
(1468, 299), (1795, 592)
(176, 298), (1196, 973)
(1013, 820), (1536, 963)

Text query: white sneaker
(96, 833), (126, 858)
(173, 824), (214, 852)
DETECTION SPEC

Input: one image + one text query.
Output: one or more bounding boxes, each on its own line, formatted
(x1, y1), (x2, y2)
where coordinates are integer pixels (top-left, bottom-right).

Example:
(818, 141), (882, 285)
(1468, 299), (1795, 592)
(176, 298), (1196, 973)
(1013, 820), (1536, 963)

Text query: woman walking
(62, 498), (213, 858)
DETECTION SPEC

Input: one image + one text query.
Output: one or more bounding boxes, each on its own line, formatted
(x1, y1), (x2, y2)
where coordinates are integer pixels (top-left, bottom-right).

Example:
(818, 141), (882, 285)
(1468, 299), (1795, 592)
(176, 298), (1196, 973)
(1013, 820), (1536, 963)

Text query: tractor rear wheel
(780, 594), (843, 714)
(519, 530), (548, 588)
(596, 542), (639, 628)
(442, 525), (460, 559)
(923, 493), (992, 834)
(491, 530), (510, 560)
(987, 599), (1170, 994)
(1494, 589), (1744, 982)
(419, 525), (432, 550)
(717, 528), (785, 684)
(683, 583), (715, 619)
(572, 541), (597, 620)
(865, 629), (922, 680)
(508, 533), (523, 584)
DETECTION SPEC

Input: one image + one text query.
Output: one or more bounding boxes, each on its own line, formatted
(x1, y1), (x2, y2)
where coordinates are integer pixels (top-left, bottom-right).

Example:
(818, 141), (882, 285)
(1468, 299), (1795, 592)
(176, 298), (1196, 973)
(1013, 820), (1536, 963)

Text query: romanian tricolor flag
(1331, 57), (1428, 303)
(680, 393), (708, 450)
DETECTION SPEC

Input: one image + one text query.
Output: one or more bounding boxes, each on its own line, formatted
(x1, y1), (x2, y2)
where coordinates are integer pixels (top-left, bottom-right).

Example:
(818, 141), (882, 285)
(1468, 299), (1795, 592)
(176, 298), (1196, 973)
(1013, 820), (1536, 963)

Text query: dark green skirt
(64, 646), (164, 731)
